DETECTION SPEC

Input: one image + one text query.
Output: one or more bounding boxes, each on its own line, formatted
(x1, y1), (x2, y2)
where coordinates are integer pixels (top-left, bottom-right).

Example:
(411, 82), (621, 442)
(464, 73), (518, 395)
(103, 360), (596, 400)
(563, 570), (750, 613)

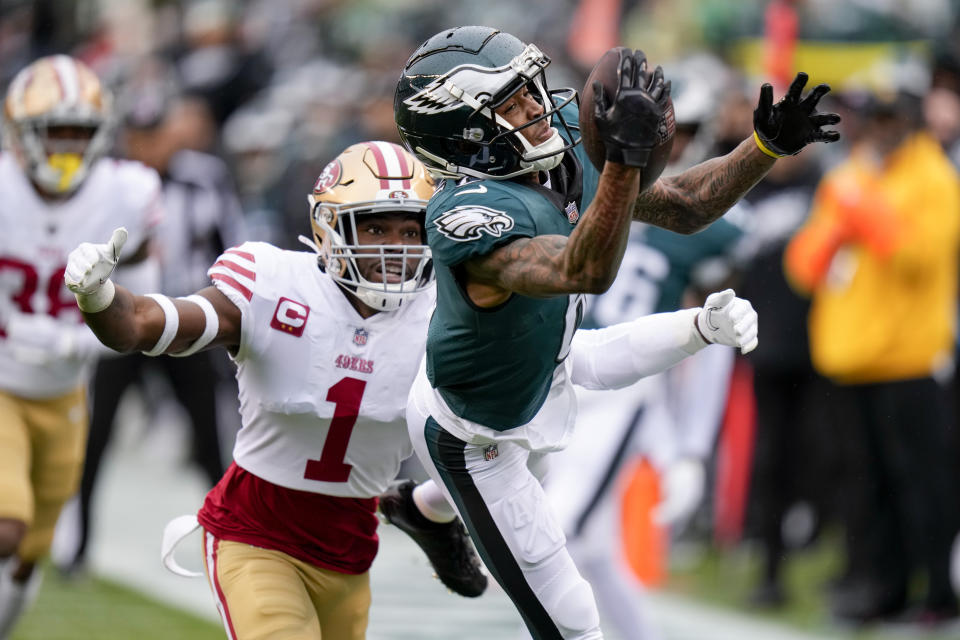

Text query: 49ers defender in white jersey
(0, 54), (161, 640)
(63, 141), (484, 640)
(205, 240), (433, 500)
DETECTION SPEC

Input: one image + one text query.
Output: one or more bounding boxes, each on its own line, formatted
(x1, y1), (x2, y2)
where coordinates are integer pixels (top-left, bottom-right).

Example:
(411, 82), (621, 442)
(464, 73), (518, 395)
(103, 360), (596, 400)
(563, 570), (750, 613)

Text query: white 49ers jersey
(0, 153), (162, 397)
(209, 241), (435, 498)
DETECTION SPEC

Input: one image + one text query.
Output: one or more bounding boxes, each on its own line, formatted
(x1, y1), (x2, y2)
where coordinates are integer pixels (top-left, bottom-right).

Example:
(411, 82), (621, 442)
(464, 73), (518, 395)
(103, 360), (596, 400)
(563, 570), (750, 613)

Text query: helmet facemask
(486, 61), (571, 175)
(10, 120), (112, 195)
(308, 200), (433, 312)
(3, 55), (114, 196)
(303, 141), (435, 313)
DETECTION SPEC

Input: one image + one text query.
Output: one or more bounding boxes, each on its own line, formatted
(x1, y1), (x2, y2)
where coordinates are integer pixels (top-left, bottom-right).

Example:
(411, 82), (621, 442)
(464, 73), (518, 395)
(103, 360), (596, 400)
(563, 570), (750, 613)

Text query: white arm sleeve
(569, 307), (707, 391)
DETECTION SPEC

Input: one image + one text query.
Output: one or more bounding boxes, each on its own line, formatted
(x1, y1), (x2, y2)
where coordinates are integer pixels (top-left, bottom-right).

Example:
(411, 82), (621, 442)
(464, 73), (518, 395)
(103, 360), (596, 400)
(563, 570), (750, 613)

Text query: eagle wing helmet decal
(402, 44), (549, 116)
(434, 206), (515, 242)
(403, 64), (510, 115)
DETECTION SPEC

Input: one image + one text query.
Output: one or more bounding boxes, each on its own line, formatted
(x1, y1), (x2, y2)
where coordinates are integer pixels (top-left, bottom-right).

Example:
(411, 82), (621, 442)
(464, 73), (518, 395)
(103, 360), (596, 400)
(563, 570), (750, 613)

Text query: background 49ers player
(63, 141), (486, 640)
(0, 55), (162, 639)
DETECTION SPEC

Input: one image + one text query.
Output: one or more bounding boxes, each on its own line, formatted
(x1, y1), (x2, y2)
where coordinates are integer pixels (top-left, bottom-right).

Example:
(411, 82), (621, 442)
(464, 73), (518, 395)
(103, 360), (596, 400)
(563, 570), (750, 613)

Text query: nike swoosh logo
(455, 184), (487, 196)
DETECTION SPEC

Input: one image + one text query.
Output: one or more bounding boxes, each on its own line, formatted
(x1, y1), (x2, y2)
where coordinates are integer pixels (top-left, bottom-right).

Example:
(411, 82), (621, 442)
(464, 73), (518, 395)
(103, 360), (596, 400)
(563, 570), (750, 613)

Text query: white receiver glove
(695, 289), (758, 354)
(64, 227), (128, 313)
(652, 457), (706, 526)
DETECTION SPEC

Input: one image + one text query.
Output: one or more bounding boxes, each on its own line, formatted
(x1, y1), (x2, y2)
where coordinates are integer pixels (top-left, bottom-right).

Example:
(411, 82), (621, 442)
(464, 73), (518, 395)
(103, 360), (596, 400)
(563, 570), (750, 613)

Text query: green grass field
(10, 537), (960, 640)
(12, 568), (222, 640)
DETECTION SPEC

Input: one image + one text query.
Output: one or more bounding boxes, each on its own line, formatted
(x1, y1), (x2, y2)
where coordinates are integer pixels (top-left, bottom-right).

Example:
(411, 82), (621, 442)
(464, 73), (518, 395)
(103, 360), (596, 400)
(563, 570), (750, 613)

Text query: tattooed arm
(461, 164), (641, 307)
(634, 137), (776, 234)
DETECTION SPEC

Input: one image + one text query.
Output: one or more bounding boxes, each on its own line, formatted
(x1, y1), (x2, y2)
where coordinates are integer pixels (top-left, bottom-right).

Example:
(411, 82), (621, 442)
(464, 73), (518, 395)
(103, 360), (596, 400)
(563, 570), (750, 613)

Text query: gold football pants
(0, 386), (87, 562)
(202, 532), (370, 640)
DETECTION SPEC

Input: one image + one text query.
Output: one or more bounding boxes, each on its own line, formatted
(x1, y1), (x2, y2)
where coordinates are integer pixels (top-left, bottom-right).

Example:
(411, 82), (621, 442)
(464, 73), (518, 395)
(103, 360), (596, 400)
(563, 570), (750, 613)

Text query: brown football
(579, 46), (676, 191)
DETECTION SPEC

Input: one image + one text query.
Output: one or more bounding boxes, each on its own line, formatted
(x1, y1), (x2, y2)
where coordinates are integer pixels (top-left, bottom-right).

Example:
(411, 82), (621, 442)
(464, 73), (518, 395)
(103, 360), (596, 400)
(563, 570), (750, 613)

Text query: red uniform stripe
(213, 258), (255, 281)
(225, 249), (255, 262)
(211, 273), (253, 301)
(207, 533), (238, 640)
(391, 143), (413, 189)
(366, 142), (391, 189)
(50, 63), (67, 102)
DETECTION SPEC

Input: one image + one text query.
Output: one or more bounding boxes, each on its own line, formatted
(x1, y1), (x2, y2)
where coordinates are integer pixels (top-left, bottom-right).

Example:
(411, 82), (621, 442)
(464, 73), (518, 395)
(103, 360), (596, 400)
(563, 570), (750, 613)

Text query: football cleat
(379, 479), (488, 597)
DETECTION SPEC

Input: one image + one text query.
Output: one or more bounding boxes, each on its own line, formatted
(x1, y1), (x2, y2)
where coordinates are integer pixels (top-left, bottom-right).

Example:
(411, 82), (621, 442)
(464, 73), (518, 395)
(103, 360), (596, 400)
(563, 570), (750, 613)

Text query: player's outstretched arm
(65, 228), (240, 355)
(568, 288), (757, 390)
(463, 55), (676, 304)
(463, 162), (641, 302)
(633, 72), (841, 234)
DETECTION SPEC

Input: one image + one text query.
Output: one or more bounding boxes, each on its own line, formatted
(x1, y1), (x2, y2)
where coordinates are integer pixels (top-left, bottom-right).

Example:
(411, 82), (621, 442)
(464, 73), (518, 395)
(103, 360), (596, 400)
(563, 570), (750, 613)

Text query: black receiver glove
(594, 50), (671, 167)
(753, 72), (841, 157)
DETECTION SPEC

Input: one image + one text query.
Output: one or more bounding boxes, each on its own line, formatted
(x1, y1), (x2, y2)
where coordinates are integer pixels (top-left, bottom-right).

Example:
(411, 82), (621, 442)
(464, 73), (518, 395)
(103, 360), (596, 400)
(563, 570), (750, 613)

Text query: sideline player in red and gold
(0, 55), (162, 639)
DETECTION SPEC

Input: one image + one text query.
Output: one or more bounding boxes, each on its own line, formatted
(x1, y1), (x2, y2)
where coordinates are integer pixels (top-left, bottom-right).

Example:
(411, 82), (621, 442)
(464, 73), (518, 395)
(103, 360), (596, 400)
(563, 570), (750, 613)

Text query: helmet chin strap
(492, 110), (565, 176)
(518, 127), (564, 173)
(352, 275), (415, 312)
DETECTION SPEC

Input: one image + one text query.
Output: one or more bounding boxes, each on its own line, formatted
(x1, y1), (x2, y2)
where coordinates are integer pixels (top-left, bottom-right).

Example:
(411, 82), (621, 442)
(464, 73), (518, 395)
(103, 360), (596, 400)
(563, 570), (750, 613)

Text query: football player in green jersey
(394, 25), (838, 639)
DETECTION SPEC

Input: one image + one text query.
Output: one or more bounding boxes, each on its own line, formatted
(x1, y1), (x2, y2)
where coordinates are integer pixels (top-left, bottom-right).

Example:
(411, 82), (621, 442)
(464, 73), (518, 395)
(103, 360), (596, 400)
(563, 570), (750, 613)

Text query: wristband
(694, 311), (712, 345)
(169, 295), (219, 357)
(142, 294), (180, 356)
(75, 279), (116, 313)
(677, 307), (708, 355)
(753, 130), (785, 159)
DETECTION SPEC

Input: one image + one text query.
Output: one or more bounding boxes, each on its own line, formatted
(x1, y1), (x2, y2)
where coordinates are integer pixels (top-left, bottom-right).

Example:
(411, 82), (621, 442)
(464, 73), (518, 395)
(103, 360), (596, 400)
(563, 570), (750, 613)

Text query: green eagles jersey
(425, 101), (600, 430)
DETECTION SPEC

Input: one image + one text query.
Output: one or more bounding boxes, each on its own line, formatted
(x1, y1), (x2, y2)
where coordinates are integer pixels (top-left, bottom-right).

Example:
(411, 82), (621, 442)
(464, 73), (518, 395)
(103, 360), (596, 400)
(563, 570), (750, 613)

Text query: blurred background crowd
(6, 0), (960, 636)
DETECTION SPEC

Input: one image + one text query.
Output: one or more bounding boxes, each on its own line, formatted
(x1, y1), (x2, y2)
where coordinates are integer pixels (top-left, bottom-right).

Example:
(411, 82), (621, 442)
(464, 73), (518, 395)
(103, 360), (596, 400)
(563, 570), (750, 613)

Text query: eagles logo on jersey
(3, 55), (114, 195)
(306, 141), (435, 312)
(433, 206), (515, 242)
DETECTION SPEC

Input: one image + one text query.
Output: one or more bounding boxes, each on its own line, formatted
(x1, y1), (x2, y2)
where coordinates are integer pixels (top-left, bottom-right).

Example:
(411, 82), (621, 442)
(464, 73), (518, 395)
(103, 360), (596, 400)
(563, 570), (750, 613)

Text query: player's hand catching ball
(695, 289), (758, 354)
(592, 49), (670, 167)
(64, 227), (127, 312)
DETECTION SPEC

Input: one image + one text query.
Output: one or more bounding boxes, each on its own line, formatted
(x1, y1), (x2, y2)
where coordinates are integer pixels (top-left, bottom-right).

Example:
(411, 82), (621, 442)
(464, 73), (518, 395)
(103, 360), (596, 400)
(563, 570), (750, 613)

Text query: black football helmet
(394, 26), (579, 180)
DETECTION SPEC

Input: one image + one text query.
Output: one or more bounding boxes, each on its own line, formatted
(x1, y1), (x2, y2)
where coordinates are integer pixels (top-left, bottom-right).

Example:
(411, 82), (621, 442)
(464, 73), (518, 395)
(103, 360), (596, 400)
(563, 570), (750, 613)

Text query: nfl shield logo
(565, 201), (579, 224)
(353, 328), (369, 346)
(482, 444), (499, 461)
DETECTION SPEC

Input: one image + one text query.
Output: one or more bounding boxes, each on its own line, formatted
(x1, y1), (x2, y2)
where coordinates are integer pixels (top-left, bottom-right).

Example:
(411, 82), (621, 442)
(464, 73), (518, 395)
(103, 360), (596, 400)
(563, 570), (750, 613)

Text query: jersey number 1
(303, 377), (367, 483)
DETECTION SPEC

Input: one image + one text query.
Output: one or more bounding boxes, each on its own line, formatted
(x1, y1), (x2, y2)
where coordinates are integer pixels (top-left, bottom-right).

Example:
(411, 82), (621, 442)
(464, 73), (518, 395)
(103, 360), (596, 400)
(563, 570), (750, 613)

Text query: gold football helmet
(3, 55), (114, 195)
(306, 141), (434, 311)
